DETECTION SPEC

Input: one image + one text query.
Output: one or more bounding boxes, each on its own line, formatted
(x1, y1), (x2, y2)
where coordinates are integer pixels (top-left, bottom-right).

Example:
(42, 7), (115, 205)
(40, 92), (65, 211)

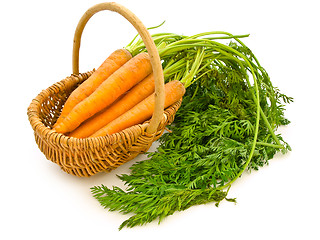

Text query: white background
(1, 0), (319, 239)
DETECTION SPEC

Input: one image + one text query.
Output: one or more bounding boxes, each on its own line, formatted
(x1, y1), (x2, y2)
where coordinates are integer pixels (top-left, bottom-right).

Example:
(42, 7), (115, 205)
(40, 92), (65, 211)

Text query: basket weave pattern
(28, 71), (181, 177)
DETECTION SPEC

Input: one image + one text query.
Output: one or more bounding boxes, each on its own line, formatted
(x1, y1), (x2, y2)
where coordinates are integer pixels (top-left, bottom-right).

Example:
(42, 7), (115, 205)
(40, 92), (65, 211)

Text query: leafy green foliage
(91, 33), (292, 230)
(91, 185), (233, 230)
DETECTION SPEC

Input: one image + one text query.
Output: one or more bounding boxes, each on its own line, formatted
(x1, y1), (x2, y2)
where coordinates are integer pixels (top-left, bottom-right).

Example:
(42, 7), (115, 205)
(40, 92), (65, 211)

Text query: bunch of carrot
(53, 48), (186, 138)
(54, 30), (254, 139)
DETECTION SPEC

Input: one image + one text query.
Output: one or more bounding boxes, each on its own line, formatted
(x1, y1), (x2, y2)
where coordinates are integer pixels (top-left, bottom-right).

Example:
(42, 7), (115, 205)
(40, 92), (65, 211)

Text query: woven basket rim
(27, 71), (180, 152)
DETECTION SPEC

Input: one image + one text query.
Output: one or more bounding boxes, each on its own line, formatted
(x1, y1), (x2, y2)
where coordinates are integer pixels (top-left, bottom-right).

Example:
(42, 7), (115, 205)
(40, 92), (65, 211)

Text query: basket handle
(72, 2), (165, 135)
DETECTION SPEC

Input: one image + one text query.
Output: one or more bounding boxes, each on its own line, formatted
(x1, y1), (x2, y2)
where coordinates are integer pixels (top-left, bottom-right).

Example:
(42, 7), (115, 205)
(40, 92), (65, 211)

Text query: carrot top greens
(91, 30), (292, 230)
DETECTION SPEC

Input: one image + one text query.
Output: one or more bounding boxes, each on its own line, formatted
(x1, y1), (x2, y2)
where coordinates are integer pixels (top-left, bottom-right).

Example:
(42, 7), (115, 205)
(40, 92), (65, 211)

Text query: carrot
(54, 48), (132, 127)
(90, 80), (185, 137)
(54, 52), (152, 133)
(69, 73), (156, 138)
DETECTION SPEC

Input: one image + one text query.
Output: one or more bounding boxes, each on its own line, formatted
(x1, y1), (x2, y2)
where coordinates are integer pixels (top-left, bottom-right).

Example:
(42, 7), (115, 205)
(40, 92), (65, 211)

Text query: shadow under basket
(27, 70), (181, 177)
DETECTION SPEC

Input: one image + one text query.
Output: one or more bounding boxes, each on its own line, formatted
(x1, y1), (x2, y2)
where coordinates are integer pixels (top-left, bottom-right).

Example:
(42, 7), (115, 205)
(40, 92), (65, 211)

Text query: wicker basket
(27, 2), (182, 177)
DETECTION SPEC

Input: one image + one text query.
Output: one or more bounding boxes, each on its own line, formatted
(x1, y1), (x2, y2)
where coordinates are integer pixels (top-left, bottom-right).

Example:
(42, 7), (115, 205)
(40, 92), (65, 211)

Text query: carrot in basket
(54, 52), (152, 133)
(69, 73), (156, 138)
(54, 48), (132, 127)
(90, 80), (185, 137)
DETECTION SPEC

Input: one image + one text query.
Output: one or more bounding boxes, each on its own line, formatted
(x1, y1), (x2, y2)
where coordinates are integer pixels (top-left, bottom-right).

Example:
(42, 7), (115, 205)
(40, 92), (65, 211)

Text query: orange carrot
(54, 48), (132, 127)
(90, 80), (185, 137)
(54, 52), (152, 133)
(69, 73), (156, 138)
